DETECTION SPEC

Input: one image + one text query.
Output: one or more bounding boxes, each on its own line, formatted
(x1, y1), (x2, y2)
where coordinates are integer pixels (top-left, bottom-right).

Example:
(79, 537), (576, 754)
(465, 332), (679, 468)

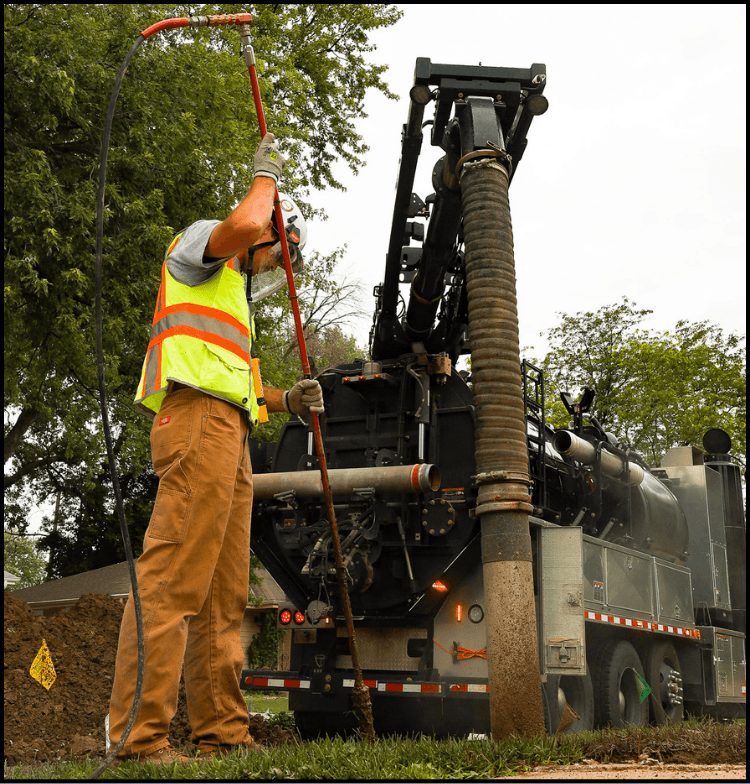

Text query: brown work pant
(108, 387), (253, 757)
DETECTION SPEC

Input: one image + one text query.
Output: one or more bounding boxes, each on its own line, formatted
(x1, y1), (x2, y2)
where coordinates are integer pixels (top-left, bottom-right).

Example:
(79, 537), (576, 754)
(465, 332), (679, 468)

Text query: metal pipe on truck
(253, 463), (441, 500)
(553, 430), (645, 485)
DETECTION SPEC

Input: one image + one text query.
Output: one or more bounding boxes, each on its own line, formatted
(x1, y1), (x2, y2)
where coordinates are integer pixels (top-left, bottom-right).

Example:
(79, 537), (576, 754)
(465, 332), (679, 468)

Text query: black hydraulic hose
(87, 33), (146, 780)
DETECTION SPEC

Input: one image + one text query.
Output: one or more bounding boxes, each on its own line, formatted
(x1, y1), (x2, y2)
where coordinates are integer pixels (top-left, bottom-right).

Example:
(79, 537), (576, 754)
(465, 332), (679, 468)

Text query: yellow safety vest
(134, 233), (260, 424)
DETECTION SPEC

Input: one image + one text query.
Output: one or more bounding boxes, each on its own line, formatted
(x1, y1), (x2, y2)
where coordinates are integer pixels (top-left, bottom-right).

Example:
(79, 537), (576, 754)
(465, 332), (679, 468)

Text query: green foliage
(247, 611), (286, 670)
(4, 4), (399, 572)
(537, 299), (746, 469)
(34, 465), (160, 579)
(3, 531), (47, 589)
(247, 550), (264, 607)
(252, 248), (368, 443)
(267, 710), (296, 733)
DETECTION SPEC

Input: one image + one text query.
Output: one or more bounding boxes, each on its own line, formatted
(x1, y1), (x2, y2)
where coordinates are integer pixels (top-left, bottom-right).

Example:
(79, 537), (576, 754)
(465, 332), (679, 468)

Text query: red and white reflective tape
(377, 682), (441, 694)
(449, 683), (489, 693)
(250, 676), (490, 695)
(245, 676), (310, 690)
(342, 679), (441, 693)
(585, 611), (700, 639)
(342, 679), (378, 689)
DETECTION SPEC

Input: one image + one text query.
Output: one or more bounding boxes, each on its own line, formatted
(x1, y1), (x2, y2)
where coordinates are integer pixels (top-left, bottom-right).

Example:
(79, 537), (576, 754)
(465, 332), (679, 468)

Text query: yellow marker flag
(30, 638), (57, 690)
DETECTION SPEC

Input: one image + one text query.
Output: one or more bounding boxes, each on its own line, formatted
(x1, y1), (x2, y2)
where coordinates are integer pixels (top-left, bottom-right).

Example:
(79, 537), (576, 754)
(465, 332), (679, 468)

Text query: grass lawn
(3, 718), (744, 780)
(245, 690), (289, 715)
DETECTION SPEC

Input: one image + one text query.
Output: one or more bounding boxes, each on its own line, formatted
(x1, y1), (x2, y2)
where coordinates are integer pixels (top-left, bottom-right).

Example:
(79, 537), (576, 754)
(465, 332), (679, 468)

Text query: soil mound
(581, 722), (746, 765)
(4, 591), (292, 766)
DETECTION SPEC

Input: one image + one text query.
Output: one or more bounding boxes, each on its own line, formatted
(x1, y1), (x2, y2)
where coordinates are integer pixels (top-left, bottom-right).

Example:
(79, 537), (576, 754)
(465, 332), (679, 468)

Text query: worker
(108, 133), (323, 765)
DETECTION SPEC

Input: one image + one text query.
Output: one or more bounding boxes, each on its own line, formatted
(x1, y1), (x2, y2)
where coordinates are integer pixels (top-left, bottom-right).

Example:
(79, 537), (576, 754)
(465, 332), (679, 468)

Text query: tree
(252, 248), (368, 443)
(262, 248), (366, 365)
(247, 612), (285, 670)
(538, 299), (746, 469)
(4, 532), (47, 589)
(4, 4), (399, 566)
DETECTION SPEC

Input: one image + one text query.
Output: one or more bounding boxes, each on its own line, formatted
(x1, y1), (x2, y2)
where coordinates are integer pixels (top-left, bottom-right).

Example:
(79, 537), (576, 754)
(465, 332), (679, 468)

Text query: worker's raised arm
(205, 134), (284, 259)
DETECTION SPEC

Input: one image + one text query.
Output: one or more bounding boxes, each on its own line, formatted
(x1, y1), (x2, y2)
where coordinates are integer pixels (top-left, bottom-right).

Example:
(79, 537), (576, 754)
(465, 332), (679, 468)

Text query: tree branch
(4, 452), (61, 489)
(4, 406), (42, 465)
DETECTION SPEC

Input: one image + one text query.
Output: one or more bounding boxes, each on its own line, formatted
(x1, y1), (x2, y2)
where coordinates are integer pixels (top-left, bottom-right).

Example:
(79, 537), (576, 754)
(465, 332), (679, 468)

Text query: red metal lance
(239, 23), (375, 743)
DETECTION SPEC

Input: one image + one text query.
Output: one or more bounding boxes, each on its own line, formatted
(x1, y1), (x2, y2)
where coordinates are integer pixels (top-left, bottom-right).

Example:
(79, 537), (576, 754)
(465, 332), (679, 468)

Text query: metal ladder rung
(522, 359), (547, 510)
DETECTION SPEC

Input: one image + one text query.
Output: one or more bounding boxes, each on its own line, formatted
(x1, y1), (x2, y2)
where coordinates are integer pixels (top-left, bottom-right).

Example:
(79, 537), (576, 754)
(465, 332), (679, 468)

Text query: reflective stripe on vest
(135, 236), (258, 423)
(148, 304), (250, 363)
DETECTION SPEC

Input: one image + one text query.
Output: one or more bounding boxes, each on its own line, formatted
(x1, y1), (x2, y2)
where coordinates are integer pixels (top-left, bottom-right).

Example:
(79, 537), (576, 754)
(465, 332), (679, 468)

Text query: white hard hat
(274, 193), (307, 251)
(249, 193), (307, 302)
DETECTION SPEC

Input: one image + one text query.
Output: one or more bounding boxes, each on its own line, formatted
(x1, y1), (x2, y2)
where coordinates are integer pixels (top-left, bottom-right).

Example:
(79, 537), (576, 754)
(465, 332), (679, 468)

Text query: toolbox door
(539, 527), (586, 676)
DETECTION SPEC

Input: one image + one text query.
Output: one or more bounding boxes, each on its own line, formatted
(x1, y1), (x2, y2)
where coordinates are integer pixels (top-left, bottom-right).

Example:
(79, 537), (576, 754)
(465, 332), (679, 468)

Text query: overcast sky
(18, 4), (747, 536)
(305, 3), (746, 360)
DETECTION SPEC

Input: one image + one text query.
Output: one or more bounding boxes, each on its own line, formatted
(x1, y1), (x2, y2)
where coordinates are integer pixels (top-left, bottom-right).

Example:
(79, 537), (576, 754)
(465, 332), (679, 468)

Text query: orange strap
(455, 645), (487, 661)
(251, 358), (268, 424)
(432, 639), (487, 661)
(432, 638), (451, 654)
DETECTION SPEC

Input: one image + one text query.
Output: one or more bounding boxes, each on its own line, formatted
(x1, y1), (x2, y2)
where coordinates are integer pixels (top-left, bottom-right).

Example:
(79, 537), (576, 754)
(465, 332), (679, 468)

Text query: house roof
(13, 560), (287, 609)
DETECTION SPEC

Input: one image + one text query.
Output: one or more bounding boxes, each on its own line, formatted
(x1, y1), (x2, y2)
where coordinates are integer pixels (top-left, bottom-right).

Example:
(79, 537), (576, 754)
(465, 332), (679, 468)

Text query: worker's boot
(197, 737), (259, 759)
(113, 744), (197, 767)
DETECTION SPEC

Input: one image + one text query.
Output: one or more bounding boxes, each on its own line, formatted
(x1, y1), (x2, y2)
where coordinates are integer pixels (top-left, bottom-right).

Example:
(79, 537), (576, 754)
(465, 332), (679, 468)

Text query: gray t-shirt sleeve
(165, 219), (232, 286)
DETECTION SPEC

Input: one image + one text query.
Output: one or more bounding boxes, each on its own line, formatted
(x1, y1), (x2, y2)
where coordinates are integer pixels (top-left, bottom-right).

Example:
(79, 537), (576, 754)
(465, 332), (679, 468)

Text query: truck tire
(592, 640), (649, 728)
(645, 641), (684, 724)
(547, 671), (595, 734)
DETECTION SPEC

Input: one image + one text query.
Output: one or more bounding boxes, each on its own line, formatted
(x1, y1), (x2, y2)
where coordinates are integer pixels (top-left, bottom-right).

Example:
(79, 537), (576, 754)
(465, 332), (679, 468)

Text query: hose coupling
(474, 472), (533, 518)
(238, 24), (255, 68)
(456, 145), (513, 183)
(475, 469), (529, 486)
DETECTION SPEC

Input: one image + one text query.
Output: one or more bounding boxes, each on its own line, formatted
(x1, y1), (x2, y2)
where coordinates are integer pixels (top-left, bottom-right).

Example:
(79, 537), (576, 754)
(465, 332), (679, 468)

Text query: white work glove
(283, 379), (324, 416)
(253, 132), (286, 184)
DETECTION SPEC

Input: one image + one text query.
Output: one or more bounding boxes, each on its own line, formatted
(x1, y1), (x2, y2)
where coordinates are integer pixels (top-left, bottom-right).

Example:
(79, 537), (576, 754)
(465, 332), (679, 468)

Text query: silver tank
(552, 430), (688, 562)
(629, 470), (689, 563)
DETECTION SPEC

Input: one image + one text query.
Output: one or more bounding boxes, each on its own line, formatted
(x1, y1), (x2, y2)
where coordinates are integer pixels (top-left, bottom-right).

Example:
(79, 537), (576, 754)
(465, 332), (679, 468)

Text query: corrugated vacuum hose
(461, 159), (546, 739)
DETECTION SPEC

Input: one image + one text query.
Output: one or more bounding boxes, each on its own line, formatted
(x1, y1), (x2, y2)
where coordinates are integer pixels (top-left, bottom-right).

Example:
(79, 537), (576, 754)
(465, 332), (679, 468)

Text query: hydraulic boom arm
(370, 59), (547, 361)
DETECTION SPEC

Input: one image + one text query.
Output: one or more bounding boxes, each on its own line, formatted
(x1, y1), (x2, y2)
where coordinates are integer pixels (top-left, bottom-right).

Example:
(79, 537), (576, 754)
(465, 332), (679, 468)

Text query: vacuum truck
(242, 58), (746, 737)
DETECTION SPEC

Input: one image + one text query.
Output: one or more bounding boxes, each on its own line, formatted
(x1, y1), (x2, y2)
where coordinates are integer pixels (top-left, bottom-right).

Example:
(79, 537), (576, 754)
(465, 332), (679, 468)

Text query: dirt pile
(4, 591), (291, 767)
(580, 721), (746, 765)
